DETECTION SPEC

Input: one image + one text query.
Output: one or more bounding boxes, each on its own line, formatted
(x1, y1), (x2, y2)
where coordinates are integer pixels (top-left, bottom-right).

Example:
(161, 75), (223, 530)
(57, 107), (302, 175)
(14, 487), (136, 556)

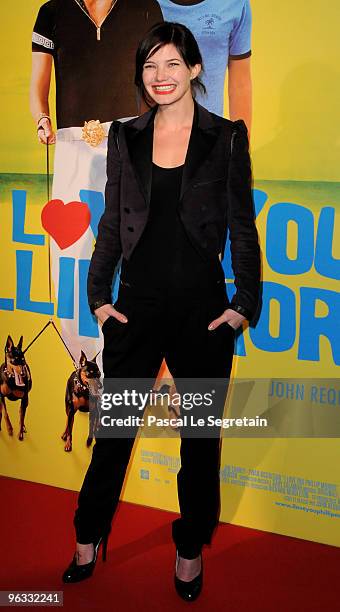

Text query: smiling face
(142, 43), (201, 106)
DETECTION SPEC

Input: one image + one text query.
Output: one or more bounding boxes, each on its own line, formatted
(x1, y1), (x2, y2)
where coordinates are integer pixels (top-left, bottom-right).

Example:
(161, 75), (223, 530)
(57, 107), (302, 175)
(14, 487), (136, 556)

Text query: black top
(32, 0), (163, 128)
(120, 162), (224, 290)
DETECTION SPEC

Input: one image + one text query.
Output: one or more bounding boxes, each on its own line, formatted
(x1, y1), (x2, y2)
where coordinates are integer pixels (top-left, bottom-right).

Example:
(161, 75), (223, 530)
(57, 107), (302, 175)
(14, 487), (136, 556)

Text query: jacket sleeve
(87, 121), (122, 313)
(227, 119), (261, 320)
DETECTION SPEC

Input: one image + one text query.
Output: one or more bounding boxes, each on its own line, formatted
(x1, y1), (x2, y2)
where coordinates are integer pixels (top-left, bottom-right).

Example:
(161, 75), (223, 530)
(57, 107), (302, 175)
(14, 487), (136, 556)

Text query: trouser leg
(172, 438), (222, 558)
(164, 283), (235, 557)
(74, 285), (165, 543)
(74, 436), (136, 543)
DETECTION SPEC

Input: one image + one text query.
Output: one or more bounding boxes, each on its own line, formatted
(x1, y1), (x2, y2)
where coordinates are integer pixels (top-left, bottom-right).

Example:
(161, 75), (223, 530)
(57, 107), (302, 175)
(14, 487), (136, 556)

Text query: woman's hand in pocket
(94, 303), (128, 326)
(208, 308), (245, 331)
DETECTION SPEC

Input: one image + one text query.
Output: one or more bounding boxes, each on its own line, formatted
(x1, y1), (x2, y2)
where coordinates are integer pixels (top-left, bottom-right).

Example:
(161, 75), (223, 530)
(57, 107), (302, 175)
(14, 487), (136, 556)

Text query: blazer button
(124, 207), (130, 213)
(127, 226), (134, 232)
(201, 204), (207, 212)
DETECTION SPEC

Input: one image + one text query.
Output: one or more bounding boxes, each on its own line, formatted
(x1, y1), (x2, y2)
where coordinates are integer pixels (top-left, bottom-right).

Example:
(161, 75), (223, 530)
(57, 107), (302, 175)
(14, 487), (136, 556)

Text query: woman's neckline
(152, 162), (184, 170)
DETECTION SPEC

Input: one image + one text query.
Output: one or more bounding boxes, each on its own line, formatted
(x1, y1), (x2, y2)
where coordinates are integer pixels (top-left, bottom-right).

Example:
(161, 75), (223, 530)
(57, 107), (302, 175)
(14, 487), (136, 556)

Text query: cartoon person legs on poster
(30, 0), (163, 369)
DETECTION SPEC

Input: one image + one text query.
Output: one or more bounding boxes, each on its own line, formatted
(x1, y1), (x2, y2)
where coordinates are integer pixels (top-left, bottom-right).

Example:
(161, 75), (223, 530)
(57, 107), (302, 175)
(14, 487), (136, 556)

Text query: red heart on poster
(41, 199), (91, 249)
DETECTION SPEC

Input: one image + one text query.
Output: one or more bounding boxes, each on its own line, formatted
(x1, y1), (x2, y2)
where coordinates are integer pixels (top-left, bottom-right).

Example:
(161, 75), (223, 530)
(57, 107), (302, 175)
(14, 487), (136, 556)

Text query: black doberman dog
(61, 351), (102, 452)
(0, 335), (32, 441)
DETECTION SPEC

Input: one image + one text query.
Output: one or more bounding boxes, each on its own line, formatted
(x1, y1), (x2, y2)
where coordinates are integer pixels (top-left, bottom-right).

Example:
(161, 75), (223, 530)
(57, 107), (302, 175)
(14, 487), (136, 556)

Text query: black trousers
(74, 278), (235, 559)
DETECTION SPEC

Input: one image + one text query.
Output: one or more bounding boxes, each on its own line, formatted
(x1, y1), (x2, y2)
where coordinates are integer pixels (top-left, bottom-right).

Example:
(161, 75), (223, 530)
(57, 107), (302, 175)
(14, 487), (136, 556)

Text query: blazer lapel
(124, 107), (156, 208)
(179, 101), (219, 201)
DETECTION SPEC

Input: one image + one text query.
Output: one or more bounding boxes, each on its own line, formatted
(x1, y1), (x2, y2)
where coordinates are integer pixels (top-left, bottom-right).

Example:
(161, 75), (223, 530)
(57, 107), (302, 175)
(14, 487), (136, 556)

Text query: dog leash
(23, 319), (78, 370)
(46, 138), (52, 305)
(22, 138), (80, 368)
(45, 140), (79, 367)
(23, 320), (51, 355)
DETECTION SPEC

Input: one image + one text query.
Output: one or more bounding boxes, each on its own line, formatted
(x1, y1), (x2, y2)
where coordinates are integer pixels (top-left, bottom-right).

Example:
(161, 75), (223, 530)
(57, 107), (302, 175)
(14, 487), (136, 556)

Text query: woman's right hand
(95, 303), (128, 327)
(37, 117), (56, 144)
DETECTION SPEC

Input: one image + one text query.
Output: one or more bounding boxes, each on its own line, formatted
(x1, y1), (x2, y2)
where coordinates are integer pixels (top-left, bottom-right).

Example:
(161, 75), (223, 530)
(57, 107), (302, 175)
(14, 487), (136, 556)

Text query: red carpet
(1, 475), (340, 611)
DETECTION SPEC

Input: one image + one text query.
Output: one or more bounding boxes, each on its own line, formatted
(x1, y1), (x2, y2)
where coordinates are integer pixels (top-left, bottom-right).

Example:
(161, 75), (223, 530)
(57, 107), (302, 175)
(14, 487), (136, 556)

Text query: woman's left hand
(208, 308), (246, 331)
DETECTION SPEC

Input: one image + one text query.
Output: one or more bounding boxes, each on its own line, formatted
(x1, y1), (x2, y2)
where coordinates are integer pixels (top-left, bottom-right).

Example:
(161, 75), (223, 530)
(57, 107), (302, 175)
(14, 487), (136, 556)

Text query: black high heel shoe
(174, 550), (203, 602)
(62, 534), (109, 583)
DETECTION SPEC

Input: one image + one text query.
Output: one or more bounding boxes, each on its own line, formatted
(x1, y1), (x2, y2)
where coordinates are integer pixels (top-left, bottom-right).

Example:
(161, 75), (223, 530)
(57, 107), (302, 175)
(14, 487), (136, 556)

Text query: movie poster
(1, 0), (339, 547)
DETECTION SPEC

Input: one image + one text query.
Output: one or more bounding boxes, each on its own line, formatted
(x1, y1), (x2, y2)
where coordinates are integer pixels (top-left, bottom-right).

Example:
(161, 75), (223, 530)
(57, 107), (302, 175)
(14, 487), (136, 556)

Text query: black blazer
(88, 100), (261, 320)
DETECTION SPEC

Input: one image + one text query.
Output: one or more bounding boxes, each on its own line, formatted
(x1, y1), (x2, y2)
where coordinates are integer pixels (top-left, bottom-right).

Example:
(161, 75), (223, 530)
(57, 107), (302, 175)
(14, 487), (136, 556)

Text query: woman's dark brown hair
(135, 21), (206, 108)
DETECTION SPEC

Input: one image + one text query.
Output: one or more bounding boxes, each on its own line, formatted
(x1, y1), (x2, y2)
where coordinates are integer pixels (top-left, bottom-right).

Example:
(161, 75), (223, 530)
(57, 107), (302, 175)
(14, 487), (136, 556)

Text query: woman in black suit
(62, 22), (261, 601)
